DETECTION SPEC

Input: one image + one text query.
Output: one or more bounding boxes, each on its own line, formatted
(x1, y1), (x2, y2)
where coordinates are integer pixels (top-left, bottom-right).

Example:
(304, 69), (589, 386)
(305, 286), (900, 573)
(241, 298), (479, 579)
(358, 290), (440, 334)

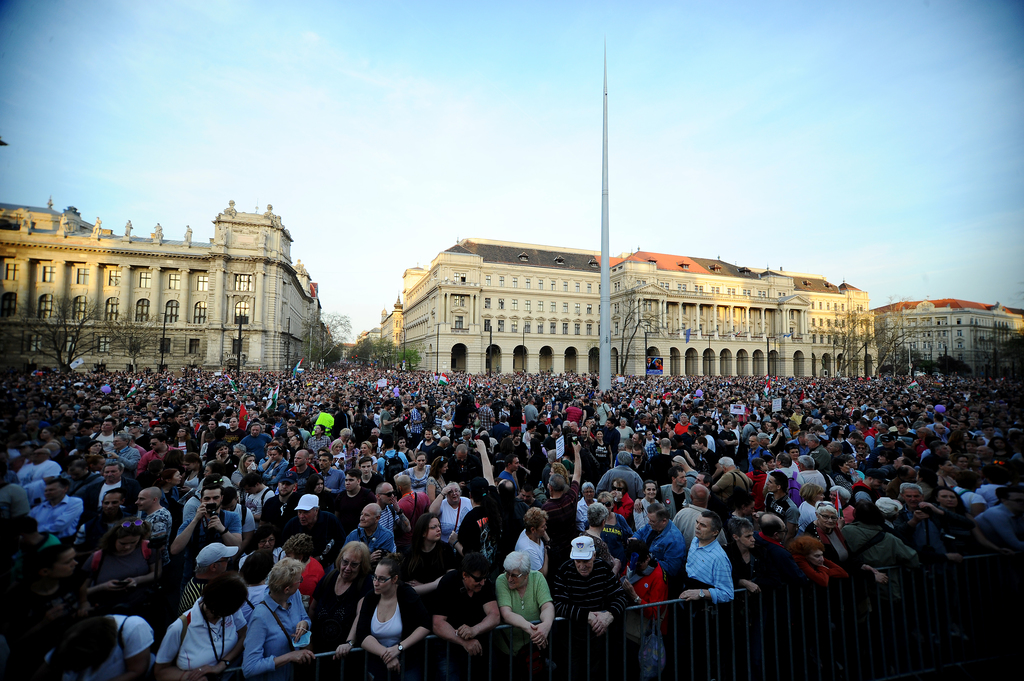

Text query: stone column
(16, 258), (31, 315)
(253, 267), (264, 325)
(119, 266), (132, 319)
(90, 262), (103, 310)
(52, 260), (67, 300)
(150, 267), (163, 323)
(213, 264), (226, 325)
(712, 304), (719, 338)
(180, 269), (191, 325)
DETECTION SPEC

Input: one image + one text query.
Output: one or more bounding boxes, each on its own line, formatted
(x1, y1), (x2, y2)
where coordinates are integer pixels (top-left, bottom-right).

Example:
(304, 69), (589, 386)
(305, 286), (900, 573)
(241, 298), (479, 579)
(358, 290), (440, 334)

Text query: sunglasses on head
(120, 519), (144, 528)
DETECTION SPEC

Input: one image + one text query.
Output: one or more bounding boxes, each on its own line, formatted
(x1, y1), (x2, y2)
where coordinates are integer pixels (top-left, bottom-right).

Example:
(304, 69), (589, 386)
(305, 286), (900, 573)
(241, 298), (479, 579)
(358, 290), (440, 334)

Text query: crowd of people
(1, 364), (1022, 680)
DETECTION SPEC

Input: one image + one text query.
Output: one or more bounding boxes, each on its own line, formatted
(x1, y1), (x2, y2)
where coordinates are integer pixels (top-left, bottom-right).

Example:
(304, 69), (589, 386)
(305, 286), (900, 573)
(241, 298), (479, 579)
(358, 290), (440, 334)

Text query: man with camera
(171, 482), (242, 582)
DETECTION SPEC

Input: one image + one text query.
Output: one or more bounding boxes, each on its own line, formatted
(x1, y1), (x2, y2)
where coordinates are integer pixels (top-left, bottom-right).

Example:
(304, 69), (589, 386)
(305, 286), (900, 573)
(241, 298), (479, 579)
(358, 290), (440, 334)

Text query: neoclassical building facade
(389, 239), (873, 377)
(0, 200), (321, 371)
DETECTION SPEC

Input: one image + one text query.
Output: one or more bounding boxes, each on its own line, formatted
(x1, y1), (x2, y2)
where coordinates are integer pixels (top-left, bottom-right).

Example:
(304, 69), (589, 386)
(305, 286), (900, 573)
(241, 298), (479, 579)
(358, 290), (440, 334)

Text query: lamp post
(487, 326), (493, 376)
(159, 309), (169, 372)
(522, 324), (526, 373)
(435, 323), (440, 373)
(236, 312), (248, 373)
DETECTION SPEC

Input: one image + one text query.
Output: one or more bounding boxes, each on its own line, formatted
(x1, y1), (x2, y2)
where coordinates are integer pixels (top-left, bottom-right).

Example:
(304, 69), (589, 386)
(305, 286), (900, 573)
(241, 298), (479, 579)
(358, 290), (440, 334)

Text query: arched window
(193, 301), (207, 324)
(105, 297), (119, 321)
(234, 300), (250, 324)
(37, 294), (54, 319)
(0, 292), (16, 317)
(164, 300), (179, 323)
(135, 299), (150, 322)
(72, 296), (88, 320)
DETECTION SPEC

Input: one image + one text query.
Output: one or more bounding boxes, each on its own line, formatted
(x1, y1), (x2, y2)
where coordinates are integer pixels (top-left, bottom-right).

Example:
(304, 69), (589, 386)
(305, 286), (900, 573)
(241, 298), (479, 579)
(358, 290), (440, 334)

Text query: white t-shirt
(17, 459), (61, 486)
(47, 615), (153, 681)
(371, 602), (403, 647)
(438, 497), (473, 543)
(515, 530), (545, 573)
(97, 481), (123, 510)
(156, 599), (245, 670)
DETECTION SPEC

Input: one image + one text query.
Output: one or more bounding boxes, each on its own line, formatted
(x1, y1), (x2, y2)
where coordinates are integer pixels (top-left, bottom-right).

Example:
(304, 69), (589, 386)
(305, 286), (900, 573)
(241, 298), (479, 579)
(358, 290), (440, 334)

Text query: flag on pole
(226, 374), (238, 392)
(292, 359), (304, 376)
(126, 378), (142, 398)
(438, 373), (449, 386)
(684, 328), (691, 344)
(239, 403), (249, 431)
(265, 384), (280, 411)
(764, 376), (772, 396)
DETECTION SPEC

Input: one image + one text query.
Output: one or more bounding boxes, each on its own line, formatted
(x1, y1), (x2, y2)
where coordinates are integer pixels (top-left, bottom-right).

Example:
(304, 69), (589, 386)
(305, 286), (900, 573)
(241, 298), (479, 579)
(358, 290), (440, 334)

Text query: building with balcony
(871, 298), (1023, 377)
(388, 238), (872, 376)
(0, 199), (321, 372)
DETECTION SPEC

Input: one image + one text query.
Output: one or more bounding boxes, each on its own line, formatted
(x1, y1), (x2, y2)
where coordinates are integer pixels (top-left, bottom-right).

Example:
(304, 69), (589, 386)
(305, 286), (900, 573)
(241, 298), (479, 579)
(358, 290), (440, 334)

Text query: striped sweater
(552, 559), (629, 624)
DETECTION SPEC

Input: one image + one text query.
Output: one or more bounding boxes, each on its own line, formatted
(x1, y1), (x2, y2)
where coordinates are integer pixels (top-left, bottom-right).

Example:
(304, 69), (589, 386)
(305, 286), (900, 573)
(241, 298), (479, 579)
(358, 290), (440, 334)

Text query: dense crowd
(1, 364), (1022, 680)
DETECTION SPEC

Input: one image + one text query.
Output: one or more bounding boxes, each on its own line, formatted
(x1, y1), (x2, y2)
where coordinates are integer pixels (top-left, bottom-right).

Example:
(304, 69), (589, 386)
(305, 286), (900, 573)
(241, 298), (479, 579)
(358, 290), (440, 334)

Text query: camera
(205, 503), (218, 515)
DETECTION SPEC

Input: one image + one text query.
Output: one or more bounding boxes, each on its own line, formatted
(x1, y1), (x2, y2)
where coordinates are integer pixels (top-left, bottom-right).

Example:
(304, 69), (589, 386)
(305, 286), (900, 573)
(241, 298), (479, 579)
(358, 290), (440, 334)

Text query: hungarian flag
(226, 374), (238, 392)
(292, 359), (304, 376)
(126, 378), (142, 398)
(764, 376), (772, 396)
(265, 384), (280, 411)
(438, 373), (449, 386)
(239, 403), (249, 431)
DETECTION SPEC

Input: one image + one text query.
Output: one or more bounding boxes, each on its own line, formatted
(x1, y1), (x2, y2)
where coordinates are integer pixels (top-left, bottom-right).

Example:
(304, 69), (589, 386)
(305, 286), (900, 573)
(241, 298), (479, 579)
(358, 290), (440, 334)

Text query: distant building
(0, 200), (320, 371)
(389, 238), (872, 376)
(872, 298), (1023, 377)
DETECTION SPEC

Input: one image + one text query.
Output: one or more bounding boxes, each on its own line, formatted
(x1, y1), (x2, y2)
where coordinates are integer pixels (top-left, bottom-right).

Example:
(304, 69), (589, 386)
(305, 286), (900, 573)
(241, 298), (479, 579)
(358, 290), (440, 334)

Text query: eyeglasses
(371, 574), (395, 583)
(603, 502), (614, 508)
(120, 519), (144, 528)
(465, 572), (488, 583)
(380, 491), (395, 497)
(504, 570), (525, 580)
(613, 487), (626, 492)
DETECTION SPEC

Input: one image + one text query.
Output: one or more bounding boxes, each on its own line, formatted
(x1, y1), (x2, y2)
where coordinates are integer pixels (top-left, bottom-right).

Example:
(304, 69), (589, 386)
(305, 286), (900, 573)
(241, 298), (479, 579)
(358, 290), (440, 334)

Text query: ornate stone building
(0, 200), (321, 371)
(389, 238), (872, 376)
(872, 298), (1023, 377)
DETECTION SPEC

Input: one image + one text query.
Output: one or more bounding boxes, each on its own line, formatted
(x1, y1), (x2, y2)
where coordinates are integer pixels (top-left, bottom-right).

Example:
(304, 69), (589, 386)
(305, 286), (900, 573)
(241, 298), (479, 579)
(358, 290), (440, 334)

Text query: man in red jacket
(747, 457), (769, 512)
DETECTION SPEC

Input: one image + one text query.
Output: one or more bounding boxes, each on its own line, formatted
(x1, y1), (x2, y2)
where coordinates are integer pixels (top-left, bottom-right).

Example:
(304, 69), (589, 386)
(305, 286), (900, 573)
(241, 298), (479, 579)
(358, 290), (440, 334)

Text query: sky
(2, 0), (1022, 335)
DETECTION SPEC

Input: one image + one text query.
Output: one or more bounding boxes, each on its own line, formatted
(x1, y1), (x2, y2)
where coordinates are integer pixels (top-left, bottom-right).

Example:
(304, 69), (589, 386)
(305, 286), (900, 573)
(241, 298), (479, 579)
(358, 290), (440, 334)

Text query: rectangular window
(550, 281), (555, 291)
(680, 284), (686, 291)
(168, 273), (181, 290)
(562, 302), (569, 313)
(138, 271), (151, 288)
(196, 274), (208, 291)
(511, 321), (517, 333)
(189, 339), (200, 354)
(586, 323), (593, 335)
(550, 322), (556, 334)
(537, 323), (543, 334)
(525, 279), (531, 289)
(484, 319), (491, 331)
(108, 269), (120, 287)
(4, 264), (17, 281)
(512, 299), (518, 311)
(234, 274), (253, 291)
(587, 304), (592, 314)
(485, 275), (491, 286)
(498, 299), (505, 310)
(957, 330), (962, 337)
(587, 283), (592, 293)
(97, 336), (110, 353)
(159, 338), (172, 353)
(575, 282), (580, 293)
(76, 268), (89, 285)
(41, 266), (55, 282)
(499, 276), (505, 287)
(512, 278), (518, 288)
(562, 323), (569, 335)
(524, 323), (531, 334)
(574, 323), (581, 335)
(453, 272), (466, 283)
(563, 281), (569, 292)
(743, 289), (751, 296)
(575, 303), (581, 314)
(497, 319), (505, 332)
(727, 288), (735, 295)
(662, 283), (669, 290)
(537, 279), (543, 289)
(484, 298), (491, 309)
(454, 316), (464, 329)
(232, 338), (242, 354)
(525, 300), (531, 312)
(537, 301), (543, 312)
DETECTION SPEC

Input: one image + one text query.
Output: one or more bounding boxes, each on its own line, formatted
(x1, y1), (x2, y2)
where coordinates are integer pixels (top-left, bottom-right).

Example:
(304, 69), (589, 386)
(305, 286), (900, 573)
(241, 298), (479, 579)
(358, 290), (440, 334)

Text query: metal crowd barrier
(224, 553), (1019, 680)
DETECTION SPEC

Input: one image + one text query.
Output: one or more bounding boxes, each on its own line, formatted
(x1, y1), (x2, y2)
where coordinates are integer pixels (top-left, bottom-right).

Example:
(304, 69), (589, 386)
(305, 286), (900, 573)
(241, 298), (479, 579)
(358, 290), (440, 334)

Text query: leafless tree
(14, 295), (97, 372)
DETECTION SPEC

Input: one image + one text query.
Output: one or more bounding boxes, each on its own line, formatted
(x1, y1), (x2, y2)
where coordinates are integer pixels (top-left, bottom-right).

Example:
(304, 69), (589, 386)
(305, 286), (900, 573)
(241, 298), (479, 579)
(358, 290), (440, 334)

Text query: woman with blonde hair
(281, 533), (324, 604)
(242, 558), (315, 681)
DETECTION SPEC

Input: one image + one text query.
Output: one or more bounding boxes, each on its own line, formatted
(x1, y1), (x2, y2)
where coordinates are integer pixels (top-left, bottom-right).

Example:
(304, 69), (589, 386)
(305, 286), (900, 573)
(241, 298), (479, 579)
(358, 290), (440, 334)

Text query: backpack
(787, 472), (803, 506)
(383, 451), (406, 483)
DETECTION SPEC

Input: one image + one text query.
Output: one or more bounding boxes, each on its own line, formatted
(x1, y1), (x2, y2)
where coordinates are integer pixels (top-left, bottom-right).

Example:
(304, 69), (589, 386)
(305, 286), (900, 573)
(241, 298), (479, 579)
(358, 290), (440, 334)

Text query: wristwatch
(698, 589), (705, 600)
(397, 643), (404, 653)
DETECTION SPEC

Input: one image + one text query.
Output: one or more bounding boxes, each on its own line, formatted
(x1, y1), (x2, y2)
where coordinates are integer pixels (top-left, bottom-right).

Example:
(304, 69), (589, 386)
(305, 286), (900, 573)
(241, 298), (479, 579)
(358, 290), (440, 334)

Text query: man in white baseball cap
(179, 542), (239, 614)
(281, 494), (346, 566)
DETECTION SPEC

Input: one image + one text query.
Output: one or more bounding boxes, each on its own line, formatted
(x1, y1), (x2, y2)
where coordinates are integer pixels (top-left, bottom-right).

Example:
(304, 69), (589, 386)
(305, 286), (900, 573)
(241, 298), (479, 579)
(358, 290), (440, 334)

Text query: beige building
(872, 298), (1023, 377)
(390, 238), (872, 377)
(0, 200), (321, 372)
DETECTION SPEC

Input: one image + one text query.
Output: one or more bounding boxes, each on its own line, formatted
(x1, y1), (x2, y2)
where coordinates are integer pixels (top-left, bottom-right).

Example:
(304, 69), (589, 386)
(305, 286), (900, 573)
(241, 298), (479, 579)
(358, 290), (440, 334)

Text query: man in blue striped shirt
(679, 511), (734, 604)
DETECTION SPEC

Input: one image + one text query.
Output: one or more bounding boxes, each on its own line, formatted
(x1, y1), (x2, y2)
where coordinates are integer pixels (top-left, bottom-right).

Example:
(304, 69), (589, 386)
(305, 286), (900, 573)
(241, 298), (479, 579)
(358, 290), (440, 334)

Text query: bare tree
(302, 311), (352, 367)
(610, 277), (663, 375)
(102, 314), (161, 370)
(872, 296), (914, 374)
(15, 295), (97, 372)
(831, 306), (874, 376)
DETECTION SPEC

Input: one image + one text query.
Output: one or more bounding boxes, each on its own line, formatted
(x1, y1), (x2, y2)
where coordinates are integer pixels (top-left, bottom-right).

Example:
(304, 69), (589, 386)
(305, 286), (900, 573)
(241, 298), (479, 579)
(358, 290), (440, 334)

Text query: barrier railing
(224, 553), (1019, 680)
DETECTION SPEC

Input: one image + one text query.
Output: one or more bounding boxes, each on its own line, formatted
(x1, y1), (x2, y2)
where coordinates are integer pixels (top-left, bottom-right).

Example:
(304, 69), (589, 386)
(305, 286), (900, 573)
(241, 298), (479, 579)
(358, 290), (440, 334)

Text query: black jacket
(355, 583), (431, 647)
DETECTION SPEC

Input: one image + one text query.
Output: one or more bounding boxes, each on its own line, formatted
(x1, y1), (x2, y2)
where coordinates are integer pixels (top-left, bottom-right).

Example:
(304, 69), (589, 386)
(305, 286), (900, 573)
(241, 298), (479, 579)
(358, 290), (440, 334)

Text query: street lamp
(236, 312), (248, 373)
(159, 308), (169, 372)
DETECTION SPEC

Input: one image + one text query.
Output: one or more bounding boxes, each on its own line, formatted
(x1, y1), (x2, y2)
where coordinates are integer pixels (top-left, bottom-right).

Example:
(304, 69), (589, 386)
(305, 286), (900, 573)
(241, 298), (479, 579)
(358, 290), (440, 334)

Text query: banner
(646, 357), (664, 375)
(730, 404), (746, 415)
(771, 398), (783, 412)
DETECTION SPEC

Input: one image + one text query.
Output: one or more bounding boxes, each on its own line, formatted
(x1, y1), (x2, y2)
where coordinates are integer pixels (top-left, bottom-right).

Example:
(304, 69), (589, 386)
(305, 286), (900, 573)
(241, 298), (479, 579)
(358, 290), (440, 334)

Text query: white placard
(771, 398), (783, 412)
(376, 379), (388, 388)
(730, 404), (745, 415)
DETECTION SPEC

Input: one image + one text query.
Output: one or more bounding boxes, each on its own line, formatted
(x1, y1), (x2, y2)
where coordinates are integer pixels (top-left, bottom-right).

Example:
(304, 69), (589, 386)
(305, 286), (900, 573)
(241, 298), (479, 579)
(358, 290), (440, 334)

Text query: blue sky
(2, 0), (1022, 333)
